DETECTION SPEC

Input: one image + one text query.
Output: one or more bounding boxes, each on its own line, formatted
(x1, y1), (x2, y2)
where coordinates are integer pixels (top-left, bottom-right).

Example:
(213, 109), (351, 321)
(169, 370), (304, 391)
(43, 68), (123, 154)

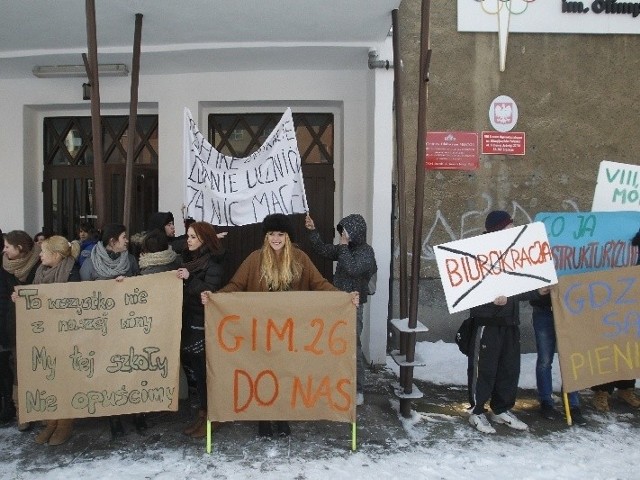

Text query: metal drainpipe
(368, 49), (394, 70)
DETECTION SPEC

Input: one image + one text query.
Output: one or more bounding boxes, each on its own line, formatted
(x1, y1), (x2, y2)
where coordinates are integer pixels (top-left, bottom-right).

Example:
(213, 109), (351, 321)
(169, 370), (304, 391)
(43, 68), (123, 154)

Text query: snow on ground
(1, 341), (638, 480)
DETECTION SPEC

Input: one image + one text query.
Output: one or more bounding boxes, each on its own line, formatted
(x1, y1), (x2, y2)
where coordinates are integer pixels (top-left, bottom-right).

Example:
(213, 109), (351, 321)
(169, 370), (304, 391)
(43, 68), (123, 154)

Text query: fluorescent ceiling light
(32, 63), (129, 78)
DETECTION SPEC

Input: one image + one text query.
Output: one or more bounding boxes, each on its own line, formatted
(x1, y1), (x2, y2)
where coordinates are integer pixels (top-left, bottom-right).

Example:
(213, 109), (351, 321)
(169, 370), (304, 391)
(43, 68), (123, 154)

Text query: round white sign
(489, 95), (518, 132)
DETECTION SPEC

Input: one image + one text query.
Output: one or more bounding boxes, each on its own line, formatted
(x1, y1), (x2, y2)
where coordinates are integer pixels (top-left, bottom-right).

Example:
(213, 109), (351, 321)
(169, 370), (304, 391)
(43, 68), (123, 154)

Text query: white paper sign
(591, 160), (640, 212)
(434, 222), (558, 314)
(184, 108), (308, 226)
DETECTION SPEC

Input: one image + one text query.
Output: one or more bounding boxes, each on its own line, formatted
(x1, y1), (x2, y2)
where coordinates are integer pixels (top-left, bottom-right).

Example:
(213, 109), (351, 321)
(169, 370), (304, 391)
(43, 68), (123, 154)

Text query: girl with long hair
(1, 230), (42, 430)
(79, 223), (139, 438)
(203, 213), (358, 438)
(25, 236), (80, 445)
(177, 221), (225, 439)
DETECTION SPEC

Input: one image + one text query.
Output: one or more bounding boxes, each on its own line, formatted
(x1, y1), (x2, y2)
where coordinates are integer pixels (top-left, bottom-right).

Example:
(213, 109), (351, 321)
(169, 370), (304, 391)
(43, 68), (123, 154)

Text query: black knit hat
(262, 213), (295, 241)
(485, 210), (513, 233)
(147, 211), (174, 231)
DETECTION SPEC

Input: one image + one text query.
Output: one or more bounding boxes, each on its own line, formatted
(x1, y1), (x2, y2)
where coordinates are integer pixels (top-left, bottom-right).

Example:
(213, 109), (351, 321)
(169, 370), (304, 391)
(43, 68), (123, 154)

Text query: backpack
(455, 317), (475, 356)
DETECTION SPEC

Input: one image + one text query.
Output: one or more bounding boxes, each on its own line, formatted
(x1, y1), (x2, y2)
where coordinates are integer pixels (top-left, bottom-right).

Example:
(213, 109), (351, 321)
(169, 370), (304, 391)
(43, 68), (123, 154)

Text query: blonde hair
(42, 236), (80, 260)
(260, 233), (302, 291)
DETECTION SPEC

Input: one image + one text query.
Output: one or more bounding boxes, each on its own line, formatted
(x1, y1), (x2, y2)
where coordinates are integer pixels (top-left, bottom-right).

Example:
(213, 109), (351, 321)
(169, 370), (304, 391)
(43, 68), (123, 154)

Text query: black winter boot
(0, 352), (16, 425)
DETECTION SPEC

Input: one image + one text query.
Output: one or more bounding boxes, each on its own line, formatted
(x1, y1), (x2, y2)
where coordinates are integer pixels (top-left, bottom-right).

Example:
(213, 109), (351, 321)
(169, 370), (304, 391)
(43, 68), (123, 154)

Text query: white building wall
(0, 63), (394, 365)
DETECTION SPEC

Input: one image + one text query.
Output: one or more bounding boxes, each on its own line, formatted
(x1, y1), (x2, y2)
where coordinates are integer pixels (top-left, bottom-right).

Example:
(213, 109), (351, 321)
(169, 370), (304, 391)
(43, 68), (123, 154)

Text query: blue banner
(533, 211), (640, 277)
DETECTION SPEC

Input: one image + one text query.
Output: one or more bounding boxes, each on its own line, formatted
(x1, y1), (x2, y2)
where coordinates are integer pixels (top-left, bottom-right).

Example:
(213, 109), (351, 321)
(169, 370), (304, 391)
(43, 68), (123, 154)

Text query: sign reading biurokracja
(14, 271), (182, 423)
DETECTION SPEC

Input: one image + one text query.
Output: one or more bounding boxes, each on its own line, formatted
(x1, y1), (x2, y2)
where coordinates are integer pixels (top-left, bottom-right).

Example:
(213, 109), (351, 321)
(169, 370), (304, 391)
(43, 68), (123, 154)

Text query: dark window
(43, 115), (159, 239)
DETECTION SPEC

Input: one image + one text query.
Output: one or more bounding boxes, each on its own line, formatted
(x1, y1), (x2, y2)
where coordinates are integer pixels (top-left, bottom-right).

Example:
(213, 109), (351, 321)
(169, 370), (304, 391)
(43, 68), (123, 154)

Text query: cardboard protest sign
(14, 272), (182, 423)
(184, 107), (308, 226)
(551, 266), (640, 392)
(534, 211), (640, 277)
(205, 291), (356, 423)
(434, 222), (557, 314)
(592, 160), (640, 212)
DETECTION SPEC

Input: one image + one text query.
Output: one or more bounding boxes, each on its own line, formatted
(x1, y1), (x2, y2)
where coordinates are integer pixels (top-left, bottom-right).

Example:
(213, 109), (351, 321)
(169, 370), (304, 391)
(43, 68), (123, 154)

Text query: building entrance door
(208, 112), (335, 283)
(42, 115), (159, 239)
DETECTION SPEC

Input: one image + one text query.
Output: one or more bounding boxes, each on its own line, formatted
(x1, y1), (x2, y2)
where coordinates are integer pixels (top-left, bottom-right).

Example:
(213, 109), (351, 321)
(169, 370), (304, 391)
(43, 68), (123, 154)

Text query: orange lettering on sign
(218, 315), (243, 352)
(290, 375), (352, 412)
(266, 317), (294, 352)
(304, 318), (325, 355)
(233, 369), (279, 413)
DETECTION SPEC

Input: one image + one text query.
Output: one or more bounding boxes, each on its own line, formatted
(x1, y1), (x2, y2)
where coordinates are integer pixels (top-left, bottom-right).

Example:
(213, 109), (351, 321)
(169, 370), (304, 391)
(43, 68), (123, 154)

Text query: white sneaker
(488, 411), (528, 430)
(356, 392), (364, 406)
(469, 413), (496, 434)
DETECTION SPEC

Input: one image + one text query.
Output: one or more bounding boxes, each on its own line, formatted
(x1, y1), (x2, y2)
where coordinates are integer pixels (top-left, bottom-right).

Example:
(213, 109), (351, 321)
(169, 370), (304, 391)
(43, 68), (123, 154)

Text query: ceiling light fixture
(32, 63), (129, 78)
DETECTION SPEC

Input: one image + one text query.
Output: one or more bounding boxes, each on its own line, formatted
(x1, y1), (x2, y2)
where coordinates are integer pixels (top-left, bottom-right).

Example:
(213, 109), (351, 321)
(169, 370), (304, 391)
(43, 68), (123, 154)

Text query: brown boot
(592, 390), (610, 412)
(48, 419), (74, 446)
(617, 388), (640, 408)
(35, 421), (58, 445)
(183, 409), (206, 436)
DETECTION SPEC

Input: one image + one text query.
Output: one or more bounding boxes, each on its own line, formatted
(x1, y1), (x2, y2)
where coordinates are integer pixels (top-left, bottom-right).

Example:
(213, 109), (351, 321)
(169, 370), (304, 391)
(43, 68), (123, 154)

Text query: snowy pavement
(1, 341), (639, 479)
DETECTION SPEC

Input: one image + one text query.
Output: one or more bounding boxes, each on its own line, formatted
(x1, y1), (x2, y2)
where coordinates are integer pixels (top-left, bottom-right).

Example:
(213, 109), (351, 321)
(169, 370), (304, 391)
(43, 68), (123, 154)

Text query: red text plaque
(425, 131), (479, 170)
(481, 131), (526, 155)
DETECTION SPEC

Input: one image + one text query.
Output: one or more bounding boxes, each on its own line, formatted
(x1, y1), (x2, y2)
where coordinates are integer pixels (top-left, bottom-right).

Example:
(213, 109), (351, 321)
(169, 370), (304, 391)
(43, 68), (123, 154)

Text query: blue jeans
(532, 306), (579, 408)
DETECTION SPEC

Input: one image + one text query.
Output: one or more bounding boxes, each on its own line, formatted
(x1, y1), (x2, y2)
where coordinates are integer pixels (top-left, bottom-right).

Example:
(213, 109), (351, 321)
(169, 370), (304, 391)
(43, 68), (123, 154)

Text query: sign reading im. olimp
(551, 266), (640, 392)
(204, 291), (356, 423)
(434, 222), (558, 314)
(591, 160), (640, 211)
(14, 272), (182, 423)
(534, 211), (640, 276)
(184, 108), (308, 227)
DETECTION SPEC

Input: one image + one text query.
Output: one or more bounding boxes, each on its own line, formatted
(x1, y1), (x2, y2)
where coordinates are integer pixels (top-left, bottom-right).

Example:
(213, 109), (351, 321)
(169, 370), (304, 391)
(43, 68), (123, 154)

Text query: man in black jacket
(467, 211), (544, 434)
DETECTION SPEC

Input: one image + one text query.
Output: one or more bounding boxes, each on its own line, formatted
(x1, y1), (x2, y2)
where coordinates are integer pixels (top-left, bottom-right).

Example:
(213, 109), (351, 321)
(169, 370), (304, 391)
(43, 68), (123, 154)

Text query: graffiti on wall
(398, 193), (580, 262)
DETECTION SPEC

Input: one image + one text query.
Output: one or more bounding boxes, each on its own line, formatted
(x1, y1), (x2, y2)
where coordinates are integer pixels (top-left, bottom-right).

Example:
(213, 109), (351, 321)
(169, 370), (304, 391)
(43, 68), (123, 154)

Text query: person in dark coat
(305, 213), (377, 405)
(1, 230), (42, 429)
(467, 211), (545, 434)
(78, 223), (140, 437)
(176, 221), (225, 439)
(147, 211), (187, 255)
(139, 229), (182, 275)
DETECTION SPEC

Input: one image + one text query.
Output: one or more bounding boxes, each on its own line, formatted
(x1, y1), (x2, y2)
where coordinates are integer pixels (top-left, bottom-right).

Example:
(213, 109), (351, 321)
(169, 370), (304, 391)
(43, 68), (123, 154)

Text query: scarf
(90, 242), (132, 278)
(2, 244), (41, 283)
(181, 251), (211, 274)
(33, 256), (75, 285)
(139, 247), (178, 270)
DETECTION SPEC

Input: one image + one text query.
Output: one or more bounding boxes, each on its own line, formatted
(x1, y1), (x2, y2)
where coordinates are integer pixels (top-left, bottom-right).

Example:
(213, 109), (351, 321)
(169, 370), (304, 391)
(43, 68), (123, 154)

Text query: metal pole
(392, 8), (409, 322)
(400, 0), (432, 418)
(123, 13), (143, 231)
(85, 0), (106, 229)
(391, 7), (411, 393)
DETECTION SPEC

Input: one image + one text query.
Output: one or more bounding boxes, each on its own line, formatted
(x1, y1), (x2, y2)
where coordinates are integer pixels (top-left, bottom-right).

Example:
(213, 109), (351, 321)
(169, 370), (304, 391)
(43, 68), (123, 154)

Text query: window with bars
(43, 115), (159, 238)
